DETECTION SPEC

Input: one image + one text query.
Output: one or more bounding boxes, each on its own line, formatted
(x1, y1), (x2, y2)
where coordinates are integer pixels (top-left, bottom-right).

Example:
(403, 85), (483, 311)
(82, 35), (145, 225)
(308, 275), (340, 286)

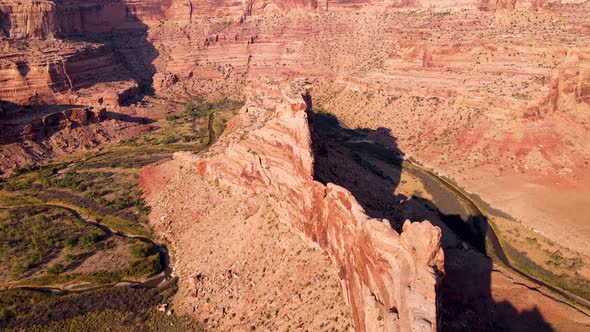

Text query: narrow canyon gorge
(1, 0), (590, 330)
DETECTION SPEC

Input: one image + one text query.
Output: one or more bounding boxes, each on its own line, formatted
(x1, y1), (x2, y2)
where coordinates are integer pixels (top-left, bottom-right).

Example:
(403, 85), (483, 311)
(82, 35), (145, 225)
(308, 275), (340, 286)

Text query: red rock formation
(542, 49), (590, 114)
(142, 81), (444, 331)
(137, 1), (590, 257)
(0, 0), (55, 39)
(1, 107), (105, 143)
(0, 105), (153, 174)
(0, 40), (135, 105)
(0, 0), (160, 106)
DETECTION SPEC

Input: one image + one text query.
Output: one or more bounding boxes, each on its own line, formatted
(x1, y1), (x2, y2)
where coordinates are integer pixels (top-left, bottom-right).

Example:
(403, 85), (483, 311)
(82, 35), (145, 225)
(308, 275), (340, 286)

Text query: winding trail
(0, 203), (173, 295)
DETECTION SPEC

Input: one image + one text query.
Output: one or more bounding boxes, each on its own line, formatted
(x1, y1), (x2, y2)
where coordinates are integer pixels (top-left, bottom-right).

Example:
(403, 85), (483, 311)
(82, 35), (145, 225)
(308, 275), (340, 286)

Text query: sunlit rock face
(0, 0), (158, 106)
(136, 0), (590, 257)
(142, 81), (444, 331)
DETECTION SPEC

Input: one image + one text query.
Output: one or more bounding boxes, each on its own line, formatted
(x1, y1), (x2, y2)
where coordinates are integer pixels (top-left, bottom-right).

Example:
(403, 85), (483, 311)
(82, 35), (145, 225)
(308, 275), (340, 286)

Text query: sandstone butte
(2, 0), (590, 330)
(141, 80), (444, 331)
(2, 0), (590, 255)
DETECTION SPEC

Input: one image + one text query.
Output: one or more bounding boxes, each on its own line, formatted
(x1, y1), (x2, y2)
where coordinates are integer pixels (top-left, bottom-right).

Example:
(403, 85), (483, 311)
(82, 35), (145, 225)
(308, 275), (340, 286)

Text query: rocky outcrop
(0, 40), (134, 105)
(0, 0), (169, 40)
(142, 81), (444, 331)
(17, 107), (105, 142)
(138, 1), (590, 259)
(0, 0), (55, 39)
(541, 49), (590, 114)
(0, 105), (154, 174)
(0, 0), (159, 106)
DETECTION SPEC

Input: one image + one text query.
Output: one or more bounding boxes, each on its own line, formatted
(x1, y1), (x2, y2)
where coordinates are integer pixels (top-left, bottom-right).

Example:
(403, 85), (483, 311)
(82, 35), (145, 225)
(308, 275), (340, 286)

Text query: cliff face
(137, 0), (590, 255)
(142, 81), (444, 331)
(14, 107), (105, 142)
(0, 0), (55, 39)
(0, 105), (153, 173)
(0, 0), (158, 107)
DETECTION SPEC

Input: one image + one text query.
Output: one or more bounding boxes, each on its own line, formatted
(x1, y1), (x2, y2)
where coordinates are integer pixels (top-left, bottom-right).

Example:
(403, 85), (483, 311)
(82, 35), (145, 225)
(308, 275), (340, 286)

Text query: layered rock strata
(140, 1), (590, 256)
(0, 0), (157, 106)
(17, 107), (105, 142)
(142, 81), (444, 331)
(0, 106), (153, 174)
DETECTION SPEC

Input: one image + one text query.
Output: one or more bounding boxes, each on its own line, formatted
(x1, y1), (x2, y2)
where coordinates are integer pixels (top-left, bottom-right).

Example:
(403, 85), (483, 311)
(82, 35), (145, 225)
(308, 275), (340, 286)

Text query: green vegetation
(184, 98), (241, 119)
(314, 107), (590, 307)
(0, 281), (204, 331)
(0, 204), (162, 287)
(1, 99), (241, 239)
(130, 243), (156, 259)
(0, 98), (242, 329)
(0, 206), (102, 280)
(502, 240), (590, 301)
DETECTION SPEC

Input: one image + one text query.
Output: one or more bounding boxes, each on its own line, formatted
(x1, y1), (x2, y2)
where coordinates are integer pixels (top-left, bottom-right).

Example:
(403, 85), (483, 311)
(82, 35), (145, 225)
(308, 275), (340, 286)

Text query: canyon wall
(2, 0), (588, 111)
(0, 0), (160, 107)
(143, 81), (444, 331)
(2, 0), (590, 327)
(138, 0), (590, 255)
(10, 107), (105, 142)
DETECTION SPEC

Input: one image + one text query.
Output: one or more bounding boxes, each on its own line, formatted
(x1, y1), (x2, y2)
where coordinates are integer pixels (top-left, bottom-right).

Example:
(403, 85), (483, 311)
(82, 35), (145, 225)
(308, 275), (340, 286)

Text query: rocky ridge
(2, 0), (590, 328)
(142, 80), (444, 331)
(0, 105), (153, 173)
(138, 0), (590, 256)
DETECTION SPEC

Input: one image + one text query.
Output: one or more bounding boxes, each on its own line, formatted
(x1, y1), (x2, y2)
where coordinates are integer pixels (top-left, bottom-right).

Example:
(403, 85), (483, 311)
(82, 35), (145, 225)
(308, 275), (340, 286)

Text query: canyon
(1, 0), (590, 330)
(142, 81), (444, 331)
(3, 0), (588, 257)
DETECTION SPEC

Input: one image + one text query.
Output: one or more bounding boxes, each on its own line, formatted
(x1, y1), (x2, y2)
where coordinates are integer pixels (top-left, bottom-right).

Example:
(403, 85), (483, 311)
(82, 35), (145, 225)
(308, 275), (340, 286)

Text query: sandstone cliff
(0, 106), (153, 174)
(137, 0), (590, 256)
(0, 0), (156, 106)
(142, 81), (444, 331)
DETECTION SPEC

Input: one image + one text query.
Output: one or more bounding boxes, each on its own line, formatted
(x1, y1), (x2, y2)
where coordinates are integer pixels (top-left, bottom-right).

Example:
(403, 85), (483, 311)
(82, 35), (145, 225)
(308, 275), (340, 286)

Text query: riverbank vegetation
(0, 281), (204, 331)
(0, 205), (161, 287)
(313, 108), (590, 309)
(0, 99), (241, 328)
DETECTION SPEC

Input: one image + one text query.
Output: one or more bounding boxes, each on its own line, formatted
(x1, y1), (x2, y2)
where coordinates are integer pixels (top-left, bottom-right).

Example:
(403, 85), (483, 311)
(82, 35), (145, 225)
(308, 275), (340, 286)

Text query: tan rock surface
(142, 81), (444, 331)
(3, 0), (590, 329)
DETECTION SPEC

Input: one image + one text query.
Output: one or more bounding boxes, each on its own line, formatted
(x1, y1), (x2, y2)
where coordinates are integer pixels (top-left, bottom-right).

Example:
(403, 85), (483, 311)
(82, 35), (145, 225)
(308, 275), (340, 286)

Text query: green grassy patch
(0, 206), (102, 281)
(0, 281), (204, 331)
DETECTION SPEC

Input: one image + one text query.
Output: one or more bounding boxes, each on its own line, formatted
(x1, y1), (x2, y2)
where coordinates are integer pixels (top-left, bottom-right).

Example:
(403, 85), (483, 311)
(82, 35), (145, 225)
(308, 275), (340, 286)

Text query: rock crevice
(142, 81), (444, 331)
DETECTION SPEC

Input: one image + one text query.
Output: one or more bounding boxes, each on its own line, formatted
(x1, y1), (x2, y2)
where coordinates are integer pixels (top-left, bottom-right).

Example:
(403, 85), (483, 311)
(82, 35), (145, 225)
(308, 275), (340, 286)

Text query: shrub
(0, 307), (14, 321)
(65, 254), (78, 262)
(184, 102), (196, 115)
(136, 200), (150, 214)
(109, 196), (133, 211)
(130, 244), (154, 258)
(165, 114), (181, 122)
(79, 234), (99, 250)
(160, 136), (177, 145)
(39, 177), (50, 189)
(569, 257), (584, 271)
(10, 263), (24, 280)
(47, 263), (64, 276)
(64, 237), (78, 249)
(182, 135), (195, 142)
(126, 254), (161, 277)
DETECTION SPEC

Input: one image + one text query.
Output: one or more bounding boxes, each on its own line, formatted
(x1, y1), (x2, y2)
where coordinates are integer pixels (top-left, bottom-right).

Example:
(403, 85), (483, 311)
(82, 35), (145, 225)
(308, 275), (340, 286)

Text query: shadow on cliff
(53, 0), (160, 102)
(310, 110), (554, 331)
(0, 12), (11, 38)
(0, 103), (154, 145)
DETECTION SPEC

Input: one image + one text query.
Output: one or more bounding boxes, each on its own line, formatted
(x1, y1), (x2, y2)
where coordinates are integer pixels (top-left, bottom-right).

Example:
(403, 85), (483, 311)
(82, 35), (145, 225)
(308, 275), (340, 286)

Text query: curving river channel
(0, 203), (173, 295)
(1, 138), (588, 318)
(400, 158), (590, 316)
